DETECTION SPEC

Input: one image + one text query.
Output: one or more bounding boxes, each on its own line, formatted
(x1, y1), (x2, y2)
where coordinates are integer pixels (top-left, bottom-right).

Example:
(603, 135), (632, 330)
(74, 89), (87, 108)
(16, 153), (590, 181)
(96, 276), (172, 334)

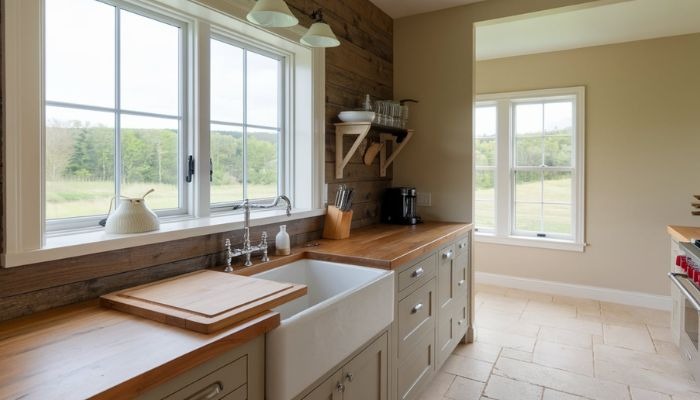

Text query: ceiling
(476, 0), (700, 60)
(369, 0), (484, 19)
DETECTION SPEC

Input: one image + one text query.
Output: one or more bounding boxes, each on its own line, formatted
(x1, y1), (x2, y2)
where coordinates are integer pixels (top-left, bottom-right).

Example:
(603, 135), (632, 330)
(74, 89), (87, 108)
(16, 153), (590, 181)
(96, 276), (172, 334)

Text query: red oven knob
(677, 255), (685, 266)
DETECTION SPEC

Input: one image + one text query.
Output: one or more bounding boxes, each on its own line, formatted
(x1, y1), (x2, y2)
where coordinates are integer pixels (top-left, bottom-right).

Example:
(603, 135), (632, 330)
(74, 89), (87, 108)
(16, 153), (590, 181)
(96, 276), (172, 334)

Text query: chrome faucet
(224, 195), (292, 272)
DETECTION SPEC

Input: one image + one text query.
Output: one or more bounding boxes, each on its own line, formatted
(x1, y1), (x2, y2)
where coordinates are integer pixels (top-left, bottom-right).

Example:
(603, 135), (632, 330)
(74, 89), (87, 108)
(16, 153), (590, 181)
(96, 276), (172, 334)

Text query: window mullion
(114, 6), (122, 203)
(496, 99), (510, 238)
(242, 49), (248, 200)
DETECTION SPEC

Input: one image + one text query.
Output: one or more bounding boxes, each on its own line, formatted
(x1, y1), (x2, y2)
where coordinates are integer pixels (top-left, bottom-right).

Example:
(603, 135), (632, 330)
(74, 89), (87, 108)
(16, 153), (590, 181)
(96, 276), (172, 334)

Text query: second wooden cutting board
(101, 270), (306, 333)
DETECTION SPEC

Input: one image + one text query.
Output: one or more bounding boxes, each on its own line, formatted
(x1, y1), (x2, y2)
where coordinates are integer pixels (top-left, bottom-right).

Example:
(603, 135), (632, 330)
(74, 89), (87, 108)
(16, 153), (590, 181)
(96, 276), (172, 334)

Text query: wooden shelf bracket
(335, 122), (372, 179)
(379, 130), (414, 177)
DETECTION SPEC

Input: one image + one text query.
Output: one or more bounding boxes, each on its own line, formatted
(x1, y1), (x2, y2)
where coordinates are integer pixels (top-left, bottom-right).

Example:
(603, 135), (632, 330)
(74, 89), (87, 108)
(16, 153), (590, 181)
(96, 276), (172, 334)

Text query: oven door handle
(669, 272), (700, 312)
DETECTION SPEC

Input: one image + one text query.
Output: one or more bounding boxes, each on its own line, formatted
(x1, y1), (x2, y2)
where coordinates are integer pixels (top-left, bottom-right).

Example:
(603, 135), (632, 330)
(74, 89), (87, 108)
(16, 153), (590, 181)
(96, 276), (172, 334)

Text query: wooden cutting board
(101, 270), (306, 333)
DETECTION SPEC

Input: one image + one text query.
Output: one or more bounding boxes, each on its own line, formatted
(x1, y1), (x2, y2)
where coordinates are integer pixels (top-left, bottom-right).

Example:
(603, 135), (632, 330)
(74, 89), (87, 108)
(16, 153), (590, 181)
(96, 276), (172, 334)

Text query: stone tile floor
(419, 284), (700, 400)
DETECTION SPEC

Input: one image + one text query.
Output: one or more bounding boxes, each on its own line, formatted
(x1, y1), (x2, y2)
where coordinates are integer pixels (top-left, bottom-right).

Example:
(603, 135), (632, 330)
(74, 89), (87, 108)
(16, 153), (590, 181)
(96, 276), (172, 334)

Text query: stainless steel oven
(669, 241), (700, 380)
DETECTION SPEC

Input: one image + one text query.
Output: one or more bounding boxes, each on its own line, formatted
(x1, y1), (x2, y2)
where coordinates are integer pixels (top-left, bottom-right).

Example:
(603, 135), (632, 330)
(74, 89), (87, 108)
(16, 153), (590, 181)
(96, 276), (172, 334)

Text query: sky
(45, 0), (281, 130)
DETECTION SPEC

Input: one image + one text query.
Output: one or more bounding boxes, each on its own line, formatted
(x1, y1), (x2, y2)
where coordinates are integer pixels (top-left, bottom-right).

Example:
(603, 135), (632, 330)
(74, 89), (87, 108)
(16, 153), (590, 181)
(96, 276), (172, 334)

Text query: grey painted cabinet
(303, 333), (389, 400)
(138, 336), (264, 400)
(390, 230), (472, 400)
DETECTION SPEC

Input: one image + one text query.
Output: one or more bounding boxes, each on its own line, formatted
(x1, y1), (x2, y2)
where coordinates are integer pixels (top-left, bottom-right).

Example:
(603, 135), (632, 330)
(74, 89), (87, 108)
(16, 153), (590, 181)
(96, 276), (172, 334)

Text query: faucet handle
(260, 231), (268, 246)
(224, 238), (233, 272)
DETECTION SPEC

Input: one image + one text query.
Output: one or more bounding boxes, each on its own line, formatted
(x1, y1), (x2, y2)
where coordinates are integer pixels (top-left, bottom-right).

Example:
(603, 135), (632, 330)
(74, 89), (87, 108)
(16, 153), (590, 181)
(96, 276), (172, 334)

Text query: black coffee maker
(381, 187), (422, 225)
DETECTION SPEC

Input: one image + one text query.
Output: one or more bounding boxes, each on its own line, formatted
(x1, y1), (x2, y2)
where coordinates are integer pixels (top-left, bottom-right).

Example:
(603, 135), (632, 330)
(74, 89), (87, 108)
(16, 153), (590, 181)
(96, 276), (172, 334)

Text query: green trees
(49, 124), (277, 186)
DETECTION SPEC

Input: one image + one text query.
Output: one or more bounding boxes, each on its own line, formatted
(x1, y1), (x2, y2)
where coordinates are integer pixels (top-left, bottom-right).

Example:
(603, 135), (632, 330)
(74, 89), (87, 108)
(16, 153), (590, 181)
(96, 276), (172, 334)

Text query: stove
(669, 241), (700, 380)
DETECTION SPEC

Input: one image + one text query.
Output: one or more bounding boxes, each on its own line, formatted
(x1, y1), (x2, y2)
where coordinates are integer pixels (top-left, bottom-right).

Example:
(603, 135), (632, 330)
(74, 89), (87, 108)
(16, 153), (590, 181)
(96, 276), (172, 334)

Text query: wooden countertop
(308, 222), (472, 269)
(668, 225), (700, 243)
(0, 301), (279, 400)
(0, 222), (471, 400)
(231, 222), (473, 276)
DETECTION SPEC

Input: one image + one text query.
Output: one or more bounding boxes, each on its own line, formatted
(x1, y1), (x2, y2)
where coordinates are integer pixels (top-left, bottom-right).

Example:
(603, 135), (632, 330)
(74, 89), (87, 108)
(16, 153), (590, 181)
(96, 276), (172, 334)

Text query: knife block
(323, 206), (353, 240)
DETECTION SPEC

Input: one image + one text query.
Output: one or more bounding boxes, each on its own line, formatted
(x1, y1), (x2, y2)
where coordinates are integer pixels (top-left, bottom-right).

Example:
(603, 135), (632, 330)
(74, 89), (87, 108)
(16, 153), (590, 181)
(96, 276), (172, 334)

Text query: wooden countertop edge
(668, 225), (700, 243)
(92, 311), (280, 400)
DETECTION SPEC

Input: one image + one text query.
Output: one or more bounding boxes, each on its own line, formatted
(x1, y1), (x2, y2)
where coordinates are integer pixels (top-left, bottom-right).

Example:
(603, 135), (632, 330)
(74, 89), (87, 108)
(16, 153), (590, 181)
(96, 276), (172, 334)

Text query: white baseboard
(475, 272), (671, 311)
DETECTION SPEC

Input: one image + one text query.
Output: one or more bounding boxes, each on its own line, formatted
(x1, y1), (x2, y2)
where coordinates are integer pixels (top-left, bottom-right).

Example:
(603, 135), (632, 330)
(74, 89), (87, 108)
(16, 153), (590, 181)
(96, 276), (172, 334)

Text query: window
(45, 0), (186, 228)
(210, 37), (282, 207)
(4, 0), (324, 266)
(473, 87), (585, 251)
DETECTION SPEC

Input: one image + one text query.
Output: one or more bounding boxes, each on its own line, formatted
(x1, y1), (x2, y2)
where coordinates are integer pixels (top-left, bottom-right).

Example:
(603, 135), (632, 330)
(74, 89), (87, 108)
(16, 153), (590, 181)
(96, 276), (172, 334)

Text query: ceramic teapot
(105, 189), (160, 234)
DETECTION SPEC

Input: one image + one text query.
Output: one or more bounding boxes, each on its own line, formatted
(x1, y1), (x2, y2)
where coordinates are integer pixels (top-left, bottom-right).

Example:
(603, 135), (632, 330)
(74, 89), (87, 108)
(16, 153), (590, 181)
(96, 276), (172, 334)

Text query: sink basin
(253, 259), (394, 400)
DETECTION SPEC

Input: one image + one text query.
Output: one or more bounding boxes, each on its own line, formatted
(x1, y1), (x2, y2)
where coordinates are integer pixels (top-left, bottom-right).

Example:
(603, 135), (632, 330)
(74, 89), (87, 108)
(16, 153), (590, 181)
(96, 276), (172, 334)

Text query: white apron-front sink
(253, 259), (394, 400)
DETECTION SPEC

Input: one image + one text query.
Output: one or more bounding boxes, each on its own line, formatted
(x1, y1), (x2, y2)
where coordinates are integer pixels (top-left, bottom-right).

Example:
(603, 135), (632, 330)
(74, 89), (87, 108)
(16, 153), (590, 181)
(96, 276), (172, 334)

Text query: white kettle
(105, 189), (160, 234)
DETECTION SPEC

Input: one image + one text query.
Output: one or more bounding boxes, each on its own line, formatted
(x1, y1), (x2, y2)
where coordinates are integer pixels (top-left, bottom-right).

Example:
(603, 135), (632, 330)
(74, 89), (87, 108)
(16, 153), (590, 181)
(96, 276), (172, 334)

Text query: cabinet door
(343, 333), (388, 400)
(436, 245), (456, 367)
(303, 370), (343, 400)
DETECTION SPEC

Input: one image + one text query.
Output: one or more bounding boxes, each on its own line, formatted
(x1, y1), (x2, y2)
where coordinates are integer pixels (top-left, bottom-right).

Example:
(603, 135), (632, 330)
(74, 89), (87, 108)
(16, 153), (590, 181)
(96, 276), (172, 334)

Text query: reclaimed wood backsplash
(0, 0), (393, 321)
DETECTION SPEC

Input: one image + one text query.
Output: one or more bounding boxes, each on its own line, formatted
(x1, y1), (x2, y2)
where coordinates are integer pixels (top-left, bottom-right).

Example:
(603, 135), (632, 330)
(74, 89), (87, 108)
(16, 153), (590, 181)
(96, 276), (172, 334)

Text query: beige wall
(393, 0), (595, 222)
(394, 0), (700, 295)
(474, 34), (700, 295)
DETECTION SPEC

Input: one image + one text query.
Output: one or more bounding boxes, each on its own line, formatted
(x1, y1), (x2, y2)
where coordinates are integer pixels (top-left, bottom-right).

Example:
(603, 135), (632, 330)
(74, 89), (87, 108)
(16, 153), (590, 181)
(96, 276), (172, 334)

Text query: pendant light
(246, 0), (299, 28)
(300, 9), (340, 48)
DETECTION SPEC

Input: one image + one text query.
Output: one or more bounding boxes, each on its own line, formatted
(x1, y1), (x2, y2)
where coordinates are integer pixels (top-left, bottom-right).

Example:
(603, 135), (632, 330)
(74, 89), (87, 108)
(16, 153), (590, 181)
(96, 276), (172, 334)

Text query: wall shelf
(334, 122), (414, 179)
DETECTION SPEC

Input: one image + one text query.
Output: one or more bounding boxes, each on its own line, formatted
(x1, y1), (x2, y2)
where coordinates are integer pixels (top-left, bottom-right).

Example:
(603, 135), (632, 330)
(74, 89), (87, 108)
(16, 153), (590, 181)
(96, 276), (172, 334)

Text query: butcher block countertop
(668, 225), (700, 243)
(0, 222), (471, 400)
(308, 222), (473, 269)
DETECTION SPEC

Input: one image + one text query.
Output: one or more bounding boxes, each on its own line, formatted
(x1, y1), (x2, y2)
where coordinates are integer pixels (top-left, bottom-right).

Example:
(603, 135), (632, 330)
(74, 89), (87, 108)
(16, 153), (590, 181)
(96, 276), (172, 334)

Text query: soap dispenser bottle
(275, 225), (291, 256)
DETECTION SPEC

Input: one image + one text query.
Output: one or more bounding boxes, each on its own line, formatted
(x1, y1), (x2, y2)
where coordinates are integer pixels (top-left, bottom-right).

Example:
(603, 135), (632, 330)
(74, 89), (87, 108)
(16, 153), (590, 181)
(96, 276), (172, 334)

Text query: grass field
(475, 177), (572, 234)
(46, 180), (277, 219)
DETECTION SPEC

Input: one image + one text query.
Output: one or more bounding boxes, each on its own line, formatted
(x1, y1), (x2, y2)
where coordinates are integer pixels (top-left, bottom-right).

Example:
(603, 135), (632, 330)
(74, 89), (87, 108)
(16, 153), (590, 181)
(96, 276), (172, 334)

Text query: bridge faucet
(224, 196), (292, 271)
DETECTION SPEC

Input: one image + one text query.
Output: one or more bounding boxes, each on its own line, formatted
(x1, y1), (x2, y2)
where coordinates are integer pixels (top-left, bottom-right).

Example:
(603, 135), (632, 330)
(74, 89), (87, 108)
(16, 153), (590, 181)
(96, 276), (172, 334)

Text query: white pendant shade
(300, 21), (340, 48)
(246, 0), (298, 28)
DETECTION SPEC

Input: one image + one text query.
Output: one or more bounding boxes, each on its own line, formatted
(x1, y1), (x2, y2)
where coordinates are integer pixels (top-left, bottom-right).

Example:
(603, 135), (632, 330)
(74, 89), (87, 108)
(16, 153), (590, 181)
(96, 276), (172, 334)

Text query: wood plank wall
(0, 0), (393, 321)
(285, 0), (394, 227)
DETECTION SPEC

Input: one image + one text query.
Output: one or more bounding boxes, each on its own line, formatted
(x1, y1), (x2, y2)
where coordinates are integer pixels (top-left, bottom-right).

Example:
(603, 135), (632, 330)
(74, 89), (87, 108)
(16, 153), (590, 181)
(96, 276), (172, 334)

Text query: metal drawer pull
(346, 372), (354, 382)
(458, 243), (466, 249)
(668, 273), (700, 311)
(458, 279), (465, 286)
(411, 303), (423, 314)
(337, 382), (345, 392)
(443, 250), (453, 260)
(411, 267), (424, 278)
(185, 382), (223, 400)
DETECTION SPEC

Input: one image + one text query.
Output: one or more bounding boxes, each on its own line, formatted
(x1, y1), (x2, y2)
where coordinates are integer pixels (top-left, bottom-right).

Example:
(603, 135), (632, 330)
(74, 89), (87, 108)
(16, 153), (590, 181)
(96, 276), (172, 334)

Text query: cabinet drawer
(454, 302), (469, 341)
(221, 385), (246, 400)
(165, 356), (247, 400)
(397, 330), (434, 400)
(455, 235), (469, 258)
(398, 279), (435, 358)
(398, 254), (436, 293)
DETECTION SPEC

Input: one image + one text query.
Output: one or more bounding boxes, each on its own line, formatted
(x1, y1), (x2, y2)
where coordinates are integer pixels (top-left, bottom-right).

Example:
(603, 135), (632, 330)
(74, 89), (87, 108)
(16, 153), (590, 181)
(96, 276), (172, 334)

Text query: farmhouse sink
(253, 259), (394, 400)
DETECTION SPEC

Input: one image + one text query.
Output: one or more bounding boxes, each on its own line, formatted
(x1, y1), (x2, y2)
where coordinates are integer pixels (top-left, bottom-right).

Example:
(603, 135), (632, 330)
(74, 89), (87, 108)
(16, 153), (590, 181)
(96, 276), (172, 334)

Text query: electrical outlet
(417, 192), (432, 207)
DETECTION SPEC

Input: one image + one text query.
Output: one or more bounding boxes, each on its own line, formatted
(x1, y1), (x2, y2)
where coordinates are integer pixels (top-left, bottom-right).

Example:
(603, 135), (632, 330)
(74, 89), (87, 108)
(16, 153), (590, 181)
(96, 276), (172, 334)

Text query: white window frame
(207, 32), (286, 212)
(45, 0), (190, 232)
(473, 87), (586, 252)
(3, 0), (326, 267)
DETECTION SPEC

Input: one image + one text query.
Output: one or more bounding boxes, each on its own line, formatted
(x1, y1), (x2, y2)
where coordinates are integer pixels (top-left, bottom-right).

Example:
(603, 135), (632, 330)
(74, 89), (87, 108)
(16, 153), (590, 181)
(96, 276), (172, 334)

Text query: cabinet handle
(459, 243), (466, 249)
(443, 250), (453, 260)
(411, 267), (424, 278)
(458, 319), (465, 326)
(346, 372), (354, 382)
(185, 382), (222, 400)
(337, 382), (345, 392)
(458, 279), (465, 286)
(411, 303), (423, 314)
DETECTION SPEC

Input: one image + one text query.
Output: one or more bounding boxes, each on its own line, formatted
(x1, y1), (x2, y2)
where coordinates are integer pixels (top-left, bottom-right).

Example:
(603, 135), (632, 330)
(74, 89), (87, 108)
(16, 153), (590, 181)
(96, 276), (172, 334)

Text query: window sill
(475, 232), (586, 252)
(2, 208), (325, 268)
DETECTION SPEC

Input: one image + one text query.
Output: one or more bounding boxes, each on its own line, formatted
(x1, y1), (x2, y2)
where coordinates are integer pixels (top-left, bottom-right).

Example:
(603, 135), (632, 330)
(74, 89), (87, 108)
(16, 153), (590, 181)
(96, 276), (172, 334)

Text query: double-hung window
(210, 37), (282, 208)
(473, 87), (585, 251)
(3, 0), (324, 266)
(45, 0), (186, 229)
